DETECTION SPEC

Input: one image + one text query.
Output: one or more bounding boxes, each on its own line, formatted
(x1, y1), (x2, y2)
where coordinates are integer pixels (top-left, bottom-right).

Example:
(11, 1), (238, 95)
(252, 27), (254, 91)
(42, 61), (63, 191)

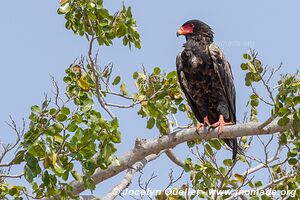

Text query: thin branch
(105, 102), (139, 109)
(258, 114), (278, 129)
(0, 117), (25, 165)
(242, 142), (283, 176)
(250, 50), (276, 104)
(87, 36), (115, 119)
(250, 84), (274, 106)
(102, 90), (134, 100)
(164, 169), (184, 190)
(0, 173), (23, 179)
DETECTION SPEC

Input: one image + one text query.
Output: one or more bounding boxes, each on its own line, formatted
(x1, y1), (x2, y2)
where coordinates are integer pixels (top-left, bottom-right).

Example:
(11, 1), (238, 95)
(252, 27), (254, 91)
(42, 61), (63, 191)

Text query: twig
(164, 169), (184, 190)
(0, 173), (24, 179)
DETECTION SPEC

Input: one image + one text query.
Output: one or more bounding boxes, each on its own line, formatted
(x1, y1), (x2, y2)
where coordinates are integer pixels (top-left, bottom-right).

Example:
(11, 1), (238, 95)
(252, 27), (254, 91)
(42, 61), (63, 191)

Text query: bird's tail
(223, 139), (243, 160)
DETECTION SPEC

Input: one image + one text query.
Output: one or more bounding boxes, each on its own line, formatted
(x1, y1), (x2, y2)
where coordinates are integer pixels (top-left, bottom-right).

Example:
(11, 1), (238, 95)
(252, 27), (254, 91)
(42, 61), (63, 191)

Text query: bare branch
(164, 169), (184, 190)
(0, 173), (23, 179)
(105, 102), (139, 109)
(0, 117), (25, 165)
(102, 90), (134, 100)
(242, 142), (283, 177)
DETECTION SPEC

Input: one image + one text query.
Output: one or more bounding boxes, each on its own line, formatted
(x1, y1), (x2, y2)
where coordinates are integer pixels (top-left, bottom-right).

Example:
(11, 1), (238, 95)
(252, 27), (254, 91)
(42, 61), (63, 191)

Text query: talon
(211, 115), (233, 135)
(196, 116), (211, 134)
(203, 116), (210, 126)
(208, 125), (214, 132)
(196, 123), (204, 130)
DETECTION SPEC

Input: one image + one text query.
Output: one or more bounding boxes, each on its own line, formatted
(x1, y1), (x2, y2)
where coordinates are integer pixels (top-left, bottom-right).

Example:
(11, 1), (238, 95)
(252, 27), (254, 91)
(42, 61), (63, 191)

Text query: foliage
(58, 0), (140, 49)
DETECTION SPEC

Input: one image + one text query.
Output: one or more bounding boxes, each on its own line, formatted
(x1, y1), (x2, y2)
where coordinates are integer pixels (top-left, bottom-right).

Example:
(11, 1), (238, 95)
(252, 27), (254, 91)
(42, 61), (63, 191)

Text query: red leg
(196, 116), (210, 130)
(211, 115), (233, 135)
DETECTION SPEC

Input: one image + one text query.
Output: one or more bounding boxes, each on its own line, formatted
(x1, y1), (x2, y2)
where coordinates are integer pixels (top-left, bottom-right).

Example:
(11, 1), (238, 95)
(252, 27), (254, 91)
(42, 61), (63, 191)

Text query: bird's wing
(209, 43), (236, 123)
(176, 53), (203, 122)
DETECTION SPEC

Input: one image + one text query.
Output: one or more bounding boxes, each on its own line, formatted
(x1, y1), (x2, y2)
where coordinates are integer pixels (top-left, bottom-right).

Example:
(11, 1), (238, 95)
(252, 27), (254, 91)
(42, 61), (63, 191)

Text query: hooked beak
(176, 27), (185, 37)
(176, 26), (193, 37)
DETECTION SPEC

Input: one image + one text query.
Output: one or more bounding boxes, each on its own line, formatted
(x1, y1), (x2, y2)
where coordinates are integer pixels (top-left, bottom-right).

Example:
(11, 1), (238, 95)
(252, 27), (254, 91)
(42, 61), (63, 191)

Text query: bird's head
(177, 19), (214, 42)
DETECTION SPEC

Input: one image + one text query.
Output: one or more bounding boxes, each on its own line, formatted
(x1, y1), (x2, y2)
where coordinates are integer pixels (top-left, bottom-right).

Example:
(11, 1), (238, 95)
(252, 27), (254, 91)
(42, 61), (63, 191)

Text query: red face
(177, 23), (194, 35)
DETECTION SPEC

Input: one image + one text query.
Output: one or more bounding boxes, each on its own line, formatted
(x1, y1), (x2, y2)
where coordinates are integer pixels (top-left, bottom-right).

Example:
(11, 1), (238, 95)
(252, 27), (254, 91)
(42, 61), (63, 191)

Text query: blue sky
(0, 0), (299, 198)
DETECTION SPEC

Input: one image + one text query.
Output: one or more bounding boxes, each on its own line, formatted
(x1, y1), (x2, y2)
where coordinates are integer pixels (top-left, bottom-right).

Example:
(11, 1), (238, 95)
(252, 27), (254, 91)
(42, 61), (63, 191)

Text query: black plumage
(176, 19), (242, 159)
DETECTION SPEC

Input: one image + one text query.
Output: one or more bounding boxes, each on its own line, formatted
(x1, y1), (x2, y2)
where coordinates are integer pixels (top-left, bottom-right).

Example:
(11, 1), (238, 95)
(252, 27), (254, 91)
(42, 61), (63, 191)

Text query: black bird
(176, 19), (242, 159)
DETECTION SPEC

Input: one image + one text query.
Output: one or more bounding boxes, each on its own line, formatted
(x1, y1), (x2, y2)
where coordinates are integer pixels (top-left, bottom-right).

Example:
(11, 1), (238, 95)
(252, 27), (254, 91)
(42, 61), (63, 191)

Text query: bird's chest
(181, 46), (224, 102)
(182, 47), (211, 71)
(183, 65), (223, 102)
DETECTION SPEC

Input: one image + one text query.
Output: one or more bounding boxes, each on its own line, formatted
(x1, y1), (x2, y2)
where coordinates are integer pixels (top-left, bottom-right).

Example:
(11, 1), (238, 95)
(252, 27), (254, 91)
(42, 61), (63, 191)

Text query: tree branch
(258, 114), (278, 129)
(259, 174), (294, 190)
(165, 150), (185, 168)
(101, 153), (163, 200)
(0, 173), (23, 179)
(87, 36), (115, 119)
(41, 120), (292, 200)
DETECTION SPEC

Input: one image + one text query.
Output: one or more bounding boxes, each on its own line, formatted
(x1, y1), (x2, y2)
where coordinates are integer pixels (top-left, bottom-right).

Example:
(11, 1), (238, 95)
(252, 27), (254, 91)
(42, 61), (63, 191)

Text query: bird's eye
(189, 24), (194, 28)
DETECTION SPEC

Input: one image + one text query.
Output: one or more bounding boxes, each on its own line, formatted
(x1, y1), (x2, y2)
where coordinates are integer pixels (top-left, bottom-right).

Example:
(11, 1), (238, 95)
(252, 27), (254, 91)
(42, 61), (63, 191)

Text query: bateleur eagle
(176, 19), (242, 160)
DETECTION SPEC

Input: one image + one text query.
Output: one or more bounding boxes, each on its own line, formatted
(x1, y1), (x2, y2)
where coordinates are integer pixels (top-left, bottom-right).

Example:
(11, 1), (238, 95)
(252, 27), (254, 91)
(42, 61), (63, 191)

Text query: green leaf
(53, 122), (64, 132)
(120, 83), (128, 95)
(133, 71), (139, 79)
(250, 99), (259, 107)
(166, 71), (177, 79)
(178, 104), (186, 112)
(24, 164), (34, 183)
(57, 114), (68, 122)
(112, 76), (121, 85)
(146, 118), (155, 129)
(87, 2), (96, 9)
(277, 117), (290, 126)
(209, 139), (221, 150)
(71, 170), (83, 182)
(66, 121), (78, 132)
(111, 118), (119, 130)
(58, 3), (71, 14)
(204, 144), (213, 156)
(153, 67), (161, 75)
(255, 181), (263, 187)
(187, 141), (195, 148)
(288, 158), (298, 165)
(183, 158), (193, 172)
(243, 53), (251, 60)
(50, 108), (57, 115)
(294, 96), (300, 105)
(240, 63), (248, 70)
(61, 107), (70, 115)
(53, 163), (65, 174)
(31, 105), (40, 113)
(223, 159), (233, 167)
(8, 187), (18, 196)
(12, 150), (25, 164)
